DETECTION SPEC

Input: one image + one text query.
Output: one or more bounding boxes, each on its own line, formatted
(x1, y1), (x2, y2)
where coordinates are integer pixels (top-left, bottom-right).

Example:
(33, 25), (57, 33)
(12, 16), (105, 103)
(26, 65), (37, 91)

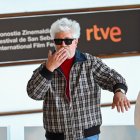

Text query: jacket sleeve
(92, 57), (128, 93)
(27, 64), (53, 100)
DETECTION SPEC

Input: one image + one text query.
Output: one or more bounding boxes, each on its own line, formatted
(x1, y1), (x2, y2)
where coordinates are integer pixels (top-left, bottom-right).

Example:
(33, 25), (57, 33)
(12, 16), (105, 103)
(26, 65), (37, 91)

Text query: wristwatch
(114, 88), (126, 94)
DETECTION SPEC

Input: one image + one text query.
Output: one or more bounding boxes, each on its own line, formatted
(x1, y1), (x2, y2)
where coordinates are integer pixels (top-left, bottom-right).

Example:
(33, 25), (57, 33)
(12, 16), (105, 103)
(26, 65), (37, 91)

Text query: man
(27, 17), (130, 140)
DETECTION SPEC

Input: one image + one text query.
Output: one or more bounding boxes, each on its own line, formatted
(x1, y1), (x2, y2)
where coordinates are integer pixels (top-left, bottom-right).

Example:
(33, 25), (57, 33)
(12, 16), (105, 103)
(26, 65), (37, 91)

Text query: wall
(0, 0), (140, 14)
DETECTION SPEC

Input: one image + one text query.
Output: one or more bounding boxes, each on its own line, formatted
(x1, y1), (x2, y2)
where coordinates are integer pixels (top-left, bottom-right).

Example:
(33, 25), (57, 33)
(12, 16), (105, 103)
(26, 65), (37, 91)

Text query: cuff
(113, 83), (128, 94)
(39, 65), (53, 80)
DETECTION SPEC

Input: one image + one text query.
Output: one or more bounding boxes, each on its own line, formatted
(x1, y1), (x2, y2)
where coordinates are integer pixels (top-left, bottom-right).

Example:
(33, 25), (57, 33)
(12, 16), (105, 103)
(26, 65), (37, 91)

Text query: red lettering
(110, 27), (122, 42)
(86, 25), (122, 42)
(100, 27), (110, 40)
(93, 25), (101, 40)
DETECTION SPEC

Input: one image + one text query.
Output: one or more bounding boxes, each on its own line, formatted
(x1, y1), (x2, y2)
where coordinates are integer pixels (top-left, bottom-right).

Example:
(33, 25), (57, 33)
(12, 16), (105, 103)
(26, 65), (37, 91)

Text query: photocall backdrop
(0, 8), (140, 65)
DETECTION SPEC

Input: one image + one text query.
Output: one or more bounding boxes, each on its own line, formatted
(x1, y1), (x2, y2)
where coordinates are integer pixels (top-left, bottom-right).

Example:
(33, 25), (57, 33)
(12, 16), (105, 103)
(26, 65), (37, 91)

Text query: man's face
(54, 31), (78, 59)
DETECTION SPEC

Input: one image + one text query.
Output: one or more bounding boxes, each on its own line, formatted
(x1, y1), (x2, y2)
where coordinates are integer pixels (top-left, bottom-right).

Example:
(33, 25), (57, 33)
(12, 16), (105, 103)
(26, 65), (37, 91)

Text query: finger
(111, 103), (115, 109)
(55, 48), (67, 59)
(124, 99), (131, 111)
(59, 53), (68, 63)
(55, 47), (65, 55)
(115, 101), (121, 112)
(123, 99), (128, 111)
(116, 105), (121, 112)
(48, 50), (52, 58)
(119, 100), (124, 113)
(127, 100), (131, 108)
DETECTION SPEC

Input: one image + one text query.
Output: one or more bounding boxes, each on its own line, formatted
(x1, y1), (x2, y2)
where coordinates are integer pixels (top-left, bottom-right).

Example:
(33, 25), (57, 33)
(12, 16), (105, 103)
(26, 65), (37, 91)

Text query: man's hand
(112, 92), (131, 112)
(45, 48), (68, 72)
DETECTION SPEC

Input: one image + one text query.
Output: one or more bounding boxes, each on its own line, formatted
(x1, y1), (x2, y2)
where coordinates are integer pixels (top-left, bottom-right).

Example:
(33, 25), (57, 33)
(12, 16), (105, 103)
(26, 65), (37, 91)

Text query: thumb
(48, 50), (52, 58)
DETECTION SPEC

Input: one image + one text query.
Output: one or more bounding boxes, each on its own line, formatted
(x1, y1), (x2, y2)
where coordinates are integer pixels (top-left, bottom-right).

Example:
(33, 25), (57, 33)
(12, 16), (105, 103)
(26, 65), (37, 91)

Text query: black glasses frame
(54, 38), (75, 45)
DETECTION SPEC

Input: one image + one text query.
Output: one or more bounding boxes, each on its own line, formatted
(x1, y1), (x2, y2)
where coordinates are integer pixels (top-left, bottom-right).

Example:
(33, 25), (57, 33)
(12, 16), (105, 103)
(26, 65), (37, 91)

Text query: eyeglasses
(54, 38), (75, 45)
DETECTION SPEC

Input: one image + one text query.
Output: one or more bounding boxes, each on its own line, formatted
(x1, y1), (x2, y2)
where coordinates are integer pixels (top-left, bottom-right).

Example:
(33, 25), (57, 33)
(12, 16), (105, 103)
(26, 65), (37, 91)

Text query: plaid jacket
(27, 50), (127, 140)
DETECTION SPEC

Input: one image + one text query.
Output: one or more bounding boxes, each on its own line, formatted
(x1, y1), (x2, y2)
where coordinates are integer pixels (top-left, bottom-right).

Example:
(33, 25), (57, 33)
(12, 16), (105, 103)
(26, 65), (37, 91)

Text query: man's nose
(61, 41), (66, 46)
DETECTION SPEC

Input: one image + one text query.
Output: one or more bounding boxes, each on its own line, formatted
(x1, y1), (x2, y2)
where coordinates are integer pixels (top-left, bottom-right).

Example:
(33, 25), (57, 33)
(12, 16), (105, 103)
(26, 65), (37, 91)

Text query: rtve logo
(86, 25), (122, 42)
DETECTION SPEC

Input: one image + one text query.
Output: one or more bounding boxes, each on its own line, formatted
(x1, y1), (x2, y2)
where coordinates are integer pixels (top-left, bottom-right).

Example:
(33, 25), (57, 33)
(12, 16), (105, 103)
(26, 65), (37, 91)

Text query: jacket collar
(74, 50), (87, 63)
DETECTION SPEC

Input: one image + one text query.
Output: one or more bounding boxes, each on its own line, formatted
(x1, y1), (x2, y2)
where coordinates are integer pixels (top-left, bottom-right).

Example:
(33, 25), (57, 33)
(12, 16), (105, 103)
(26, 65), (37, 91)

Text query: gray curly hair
(50, 17), (80, 39)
